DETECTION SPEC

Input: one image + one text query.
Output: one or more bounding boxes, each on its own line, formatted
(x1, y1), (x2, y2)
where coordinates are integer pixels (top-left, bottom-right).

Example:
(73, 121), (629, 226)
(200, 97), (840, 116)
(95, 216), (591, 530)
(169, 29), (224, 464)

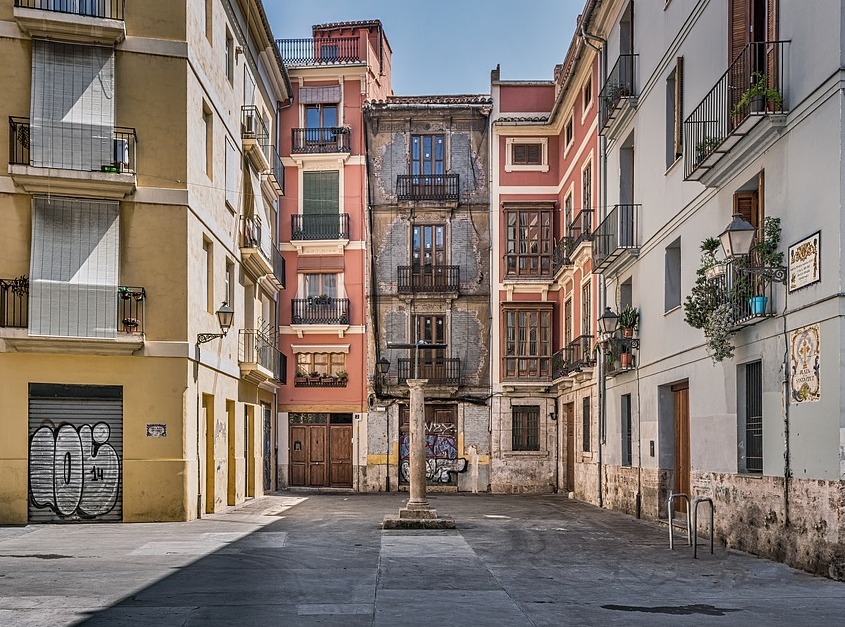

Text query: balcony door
(301, 170), (339, 239)
(415, 314), (445, 379)
(305, 104), (338, 147)
(411, 224), (446, 289)
(411, 135), (445, 176)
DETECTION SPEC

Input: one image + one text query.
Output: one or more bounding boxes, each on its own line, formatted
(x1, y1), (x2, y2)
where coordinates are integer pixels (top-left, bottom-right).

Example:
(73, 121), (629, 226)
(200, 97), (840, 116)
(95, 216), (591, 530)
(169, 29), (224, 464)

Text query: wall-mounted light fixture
(197, 302), (235, 345)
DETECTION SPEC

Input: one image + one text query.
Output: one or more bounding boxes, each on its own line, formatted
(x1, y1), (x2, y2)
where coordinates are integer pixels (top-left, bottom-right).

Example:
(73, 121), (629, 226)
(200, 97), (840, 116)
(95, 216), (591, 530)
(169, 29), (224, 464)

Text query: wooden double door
(289, 413), (352, 487)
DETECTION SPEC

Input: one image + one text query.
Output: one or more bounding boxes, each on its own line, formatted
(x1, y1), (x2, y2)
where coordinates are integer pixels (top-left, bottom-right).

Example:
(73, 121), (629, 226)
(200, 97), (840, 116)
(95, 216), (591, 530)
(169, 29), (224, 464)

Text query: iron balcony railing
(269, 146), (284, 194)
(276, 37), (362, 65)
(552, 238), (572, 275)
(568, 209), (593, 249)
(118, 286), (145, 334)
(239, 329), (282, 378)
(291, 127), (351, 154)
(397, 265), (460, 294)
(272, 245), (285, 290)
(551, 346), (569, 380)
(600, 54), (638, 131)
(14, 0), (125, 20)
(0, 276), (28, 328)
(291, 213), (350, 240)
(397, 357), (461, 385)
(684, 41), (788, 180)
(396, 174), (460, 201)
(592, 204), (640, 272)
(294, 375), (348, 388)
(291, 297), (350, 325)
(564, 334), (594, 374)
(708, 257), (776, 326)
(278, 352), (288, 385)
(9, 117), (137, 174)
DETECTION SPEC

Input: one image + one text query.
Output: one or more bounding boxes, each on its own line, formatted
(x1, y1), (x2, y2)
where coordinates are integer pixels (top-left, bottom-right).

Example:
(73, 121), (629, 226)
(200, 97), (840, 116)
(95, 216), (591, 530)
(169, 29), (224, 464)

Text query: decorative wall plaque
(788, 232), (820, 292)
(790, 324), (820, 404)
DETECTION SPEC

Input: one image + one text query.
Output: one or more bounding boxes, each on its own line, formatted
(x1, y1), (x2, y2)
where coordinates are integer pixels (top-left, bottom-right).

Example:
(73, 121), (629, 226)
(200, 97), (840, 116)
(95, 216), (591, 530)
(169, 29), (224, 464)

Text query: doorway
(289, 413), (353, 488)
(672, 382), (690, 512)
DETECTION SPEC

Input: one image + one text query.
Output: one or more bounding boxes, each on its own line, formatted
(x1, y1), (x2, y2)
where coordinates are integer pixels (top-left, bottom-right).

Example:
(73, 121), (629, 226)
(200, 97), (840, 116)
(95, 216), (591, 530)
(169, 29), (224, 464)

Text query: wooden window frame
(296, 352), (346, 377)
(582, 395), (591, 453)
(502, 305), (553, 381)
(512, 405), (541, 451)
(411, 134), (445, 176)
(505, 137), (549, 172)
(504, 206), (554, 278)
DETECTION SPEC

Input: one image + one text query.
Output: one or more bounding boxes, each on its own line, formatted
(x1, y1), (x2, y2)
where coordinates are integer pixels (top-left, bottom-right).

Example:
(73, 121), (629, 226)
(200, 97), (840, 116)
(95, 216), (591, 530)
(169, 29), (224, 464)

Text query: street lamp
(598, 306), (619, 338)
(718, 214), (787, 283)
(197, 302), (235, 345)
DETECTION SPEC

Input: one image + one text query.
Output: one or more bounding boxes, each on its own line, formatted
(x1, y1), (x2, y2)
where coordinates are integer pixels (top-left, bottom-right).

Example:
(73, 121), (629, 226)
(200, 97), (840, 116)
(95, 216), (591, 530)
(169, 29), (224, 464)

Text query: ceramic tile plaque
(788, 232), (820, 292)
(790, 324), (820, 404)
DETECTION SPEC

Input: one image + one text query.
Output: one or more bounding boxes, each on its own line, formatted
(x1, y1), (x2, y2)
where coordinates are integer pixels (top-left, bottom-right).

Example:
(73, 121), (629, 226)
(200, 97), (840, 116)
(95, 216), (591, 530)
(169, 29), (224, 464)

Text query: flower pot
(620, 352), (633, 369)
(749, 296), (768, 316)
(622, 327), (635, 338)
(704, 264), (727, 280)
(750, 94), (766, 113)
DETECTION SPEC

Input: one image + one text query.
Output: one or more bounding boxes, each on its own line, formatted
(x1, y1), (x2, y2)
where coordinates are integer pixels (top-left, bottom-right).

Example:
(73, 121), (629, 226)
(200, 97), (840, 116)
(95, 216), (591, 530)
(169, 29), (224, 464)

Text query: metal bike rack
(692, 497), (714, 558)
(667, 492), (691, 550)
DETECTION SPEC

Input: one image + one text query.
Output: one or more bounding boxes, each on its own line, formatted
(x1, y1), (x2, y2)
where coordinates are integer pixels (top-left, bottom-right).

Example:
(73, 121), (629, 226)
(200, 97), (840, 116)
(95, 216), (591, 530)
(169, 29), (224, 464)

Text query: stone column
(401, 378), (436, 518)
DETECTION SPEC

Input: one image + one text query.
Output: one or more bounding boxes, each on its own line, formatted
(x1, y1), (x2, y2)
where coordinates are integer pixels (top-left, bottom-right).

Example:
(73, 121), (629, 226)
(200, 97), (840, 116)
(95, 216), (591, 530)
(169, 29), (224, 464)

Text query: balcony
(706, 258), (777, 328)
(604, 334), (638, 377)
(14, 0), (125, 45)
(238, 329), (283, 386)
(551, 335), (596, 380)
(600, 54), (638, 137)
(397, 357), (461, 386)
(502, 355), (551, 382)
(240, 215), (284, 290)
(554, 209), (594, 275)
(266, 147), (284, 195)
(277, 37), (363, 66)
(8, 117), (137, 199)
(291, 127), (351, 154)
(592, 204), (640, 274)
(294, 373), (348, 388)
(291, 298), (350, 337)
(684, 41), (788, 185)
(396, 174), (460, 203)
(397, 265), (460, 295)
(0, 280), (145, 354)
(241, 105), (271, 173)
(291, 213), (349, 241)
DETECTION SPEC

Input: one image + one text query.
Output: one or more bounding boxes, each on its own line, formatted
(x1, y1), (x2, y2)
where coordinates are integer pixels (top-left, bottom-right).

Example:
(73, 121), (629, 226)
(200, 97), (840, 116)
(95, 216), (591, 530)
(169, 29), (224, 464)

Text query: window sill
(503, 450), (549, 458)
(664, 305), (681, 316)
(664, 155), (682, 176)
(504, 164), (550, 173)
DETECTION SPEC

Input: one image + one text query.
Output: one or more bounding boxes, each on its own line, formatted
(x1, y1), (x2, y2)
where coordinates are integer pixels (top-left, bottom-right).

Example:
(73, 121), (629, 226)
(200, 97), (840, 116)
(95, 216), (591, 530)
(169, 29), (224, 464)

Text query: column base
(382, 512), (456, 529)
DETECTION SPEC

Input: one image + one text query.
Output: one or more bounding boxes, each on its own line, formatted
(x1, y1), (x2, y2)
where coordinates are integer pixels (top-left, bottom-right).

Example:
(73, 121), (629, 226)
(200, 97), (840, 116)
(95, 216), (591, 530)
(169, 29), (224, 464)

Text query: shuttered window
(31, 40), (115, 171)
(512, 406), (540, 451)
(582, 396), (591, 452)
(225, 136), (240, 209)
(303, 171), (339, 215)
(30, 197), (119, 338)
(512, 143), (541, 165)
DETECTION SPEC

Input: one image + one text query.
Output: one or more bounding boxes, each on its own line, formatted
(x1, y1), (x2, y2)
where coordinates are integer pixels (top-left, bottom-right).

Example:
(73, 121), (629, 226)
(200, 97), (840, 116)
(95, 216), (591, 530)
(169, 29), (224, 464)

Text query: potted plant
(619, 346), (634, 369)
(732, 72), (783, 118)
(308, 371), (321, 384)
(315, 294), (331, 305)
(745, 216), (783, 316)
(618, 305), (639, 338)
(337, 370), (348, 382)
(695, 137), (721, 164)
(699, 236), (726, 280)
(294, 369), (308, 385)
(684, 238), (735, 363)
(122, 317), (140, 333)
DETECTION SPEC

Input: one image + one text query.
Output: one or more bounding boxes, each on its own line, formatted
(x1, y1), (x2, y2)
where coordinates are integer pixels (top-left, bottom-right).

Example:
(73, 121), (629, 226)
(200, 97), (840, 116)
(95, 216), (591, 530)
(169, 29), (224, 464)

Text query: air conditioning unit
(243, 112), (255, 136)
(113, 138), (129, 172)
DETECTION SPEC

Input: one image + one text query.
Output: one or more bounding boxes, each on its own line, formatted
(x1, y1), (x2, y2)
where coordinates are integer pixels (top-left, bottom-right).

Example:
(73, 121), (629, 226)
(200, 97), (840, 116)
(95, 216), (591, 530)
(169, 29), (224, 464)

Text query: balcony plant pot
(618, 304), (639, 338)
(704, 263), (727, 280)
(749, 296), (768, 316)
(122, 318), (140, 333)
(620, 351), (633, 369)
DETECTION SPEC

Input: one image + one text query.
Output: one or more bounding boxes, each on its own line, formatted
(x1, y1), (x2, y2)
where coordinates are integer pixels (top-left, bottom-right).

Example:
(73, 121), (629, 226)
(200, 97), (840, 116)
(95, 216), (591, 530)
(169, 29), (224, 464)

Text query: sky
(264, 1), (584, 95)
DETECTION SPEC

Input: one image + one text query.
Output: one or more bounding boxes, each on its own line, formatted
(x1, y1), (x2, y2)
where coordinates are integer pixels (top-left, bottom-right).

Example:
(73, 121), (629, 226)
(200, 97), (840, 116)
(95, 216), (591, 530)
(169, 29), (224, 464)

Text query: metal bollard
(692, 497), (714, 558)
(667, 492), (691, 550)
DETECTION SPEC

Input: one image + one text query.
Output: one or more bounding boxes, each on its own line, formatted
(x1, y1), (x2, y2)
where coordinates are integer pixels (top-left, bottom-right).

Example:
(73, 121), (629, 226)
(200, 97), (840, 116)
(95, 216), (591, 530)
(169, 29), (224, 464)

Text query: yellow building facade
(0, 0), (290, 523)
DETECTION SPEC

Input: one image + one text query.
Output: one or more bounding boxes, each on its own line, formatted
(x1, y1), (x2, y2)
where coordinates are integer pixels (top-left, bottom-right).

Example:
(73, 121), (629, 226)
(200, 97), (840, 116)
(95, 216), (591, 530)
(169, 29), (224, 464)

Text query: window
(740, 360), (763, 473)
(505, 207), (553, 277)
(305, 104), (339, 146)
(296, 353), (346, 377)
(202, 103), (213, 178)
(224, 136), (239, 210)
(505, 137), (548, 172)
(582, 75), (593, 114)
(733, 171), (764, 240)
(225, 260), (234, 307)
(665, 238), (681, 312)
(666, 57), (684, 167)
(303, 171), (340, 215)
(563, 191), (574, 232)
(203, 239), (213, 313)
(564, 114), (574, 151)
(411, 135), (445, 175)
(303, 273), (338, 298)
(225, 28), (234, 83)
(414, 314), (446, 378)
(503, 307), (552, 379)
(411, 224), (446, 269)
(581, 161), (592, 210)
(564, 298), (573, 347)
(581, 280), (591, 337)
(512, 406), (540, 451)
(582, 396), (591, 452)
(621, 394), (632, 467)
(205, 0), (213, 42)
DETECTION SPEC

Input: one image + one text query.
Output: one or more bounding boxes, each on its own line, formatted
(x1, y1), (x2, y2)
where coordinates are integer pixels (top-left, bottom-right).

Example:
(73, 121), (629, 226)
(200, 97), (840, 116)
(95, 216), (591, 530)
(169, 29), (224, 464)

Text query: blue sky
(265, 1), (584, 95)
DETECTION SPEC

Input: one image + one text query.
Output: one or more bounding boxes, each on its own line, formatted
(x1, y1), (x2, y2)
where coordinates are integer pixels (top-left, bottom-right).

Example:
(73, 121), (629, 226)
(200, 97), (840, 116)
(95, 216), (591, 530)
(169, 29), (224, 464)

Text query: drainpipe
(581, 23), (607, 510)
(781, 290), (791, 526)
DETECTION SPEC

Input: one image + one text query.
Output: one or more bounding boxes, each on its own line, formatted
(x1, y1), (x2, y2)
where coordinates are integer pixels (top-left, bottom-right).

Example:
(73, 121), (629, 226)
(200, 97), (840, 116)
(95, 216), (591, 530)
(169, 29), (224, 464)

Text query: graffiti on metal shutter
(29, 422), (121, 519)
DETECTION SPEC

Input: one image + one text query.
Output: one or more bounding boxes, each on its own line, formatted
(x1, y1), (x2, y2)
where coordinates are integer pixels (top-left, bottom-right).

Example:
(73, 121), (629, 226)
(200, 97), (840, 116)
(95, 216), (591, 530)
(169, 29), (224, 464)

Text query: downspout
(581, 23), (607, 510)
(781, 289), (791, 526)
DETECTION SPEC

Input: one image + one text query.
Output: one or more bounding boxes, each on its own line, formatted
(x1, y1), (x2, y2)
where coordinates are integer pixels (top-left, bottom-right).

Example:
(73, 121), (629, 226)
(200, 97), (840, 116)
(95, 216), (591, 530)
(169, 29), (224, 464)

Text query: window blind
(302, 171), (339, 215)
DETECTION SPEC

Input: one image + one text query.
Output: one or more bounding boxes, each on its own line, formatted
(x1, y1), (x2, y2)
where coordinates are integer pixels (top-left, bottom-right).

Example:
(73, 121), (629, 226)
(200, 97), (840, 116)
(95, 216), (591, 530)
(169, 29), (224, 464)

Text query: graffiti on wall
(29, 422), (121, 519)
(399, 422), (467, 484)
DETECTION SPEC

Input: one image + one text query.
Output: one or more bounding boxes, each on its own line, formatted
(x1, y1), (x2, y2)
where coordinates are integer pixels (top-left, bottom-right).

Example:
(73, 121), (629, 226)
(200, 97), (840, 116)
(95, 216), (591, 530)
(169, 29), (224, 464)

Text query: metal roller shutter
(28, 385), (123, 523)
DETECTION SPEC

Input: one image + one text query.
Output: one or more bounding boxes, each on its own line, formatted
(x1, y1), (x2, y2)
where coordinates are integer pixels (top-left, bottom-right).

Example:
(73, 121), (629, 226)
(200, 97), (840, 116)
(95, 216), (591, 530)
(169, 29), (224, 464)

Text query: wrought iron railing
(592, 204), (640, 272)
(272, 245), (285, 289)
(0, 276), (28, 328)
(276, 37), (362, 65)
(291, 127), (351, 154)
(564, 334), (594, 373)
(397, 265), (460, 294)
(291, 297), (350, 325)
(239, 329), (282, 376)
(396, 174), (460, 201)
(9, 117), (137, 174)
(551, 347), (569, 380)
(291, 213), (349, 240)
(268, 146), (284, 194)
(294, 375), (348, 388)
(118, 285), (145, 334)
(242, 105), (270, 153)
(14, 0), (125, 20)
(397, 357), (461, 385)
(708, 257), (776, 326)
(684, 41), (788, 180)
(568, 209), (593, 249)
(278, 352), (287, 384)
(552, 238), (572, 275)
(600, 54), (637, 131)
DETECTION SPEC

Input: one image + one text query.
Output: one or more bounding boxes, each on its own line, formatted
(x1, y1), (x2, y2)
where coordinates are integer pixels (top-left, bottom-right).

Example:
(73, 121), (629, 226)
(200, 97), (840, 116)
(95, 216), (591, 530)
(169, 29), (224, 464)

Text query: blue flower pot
(749, 296), (768, 316)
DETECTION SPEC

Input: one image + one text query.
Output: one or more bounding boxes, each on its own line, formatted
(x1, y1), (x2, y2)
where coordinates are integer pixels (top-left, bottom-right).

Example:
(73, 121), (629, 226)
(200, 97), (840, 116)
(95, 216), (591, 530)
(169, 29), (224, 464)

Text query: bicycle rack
(692, 497), (714, 558)
(667, 492), (691, 550)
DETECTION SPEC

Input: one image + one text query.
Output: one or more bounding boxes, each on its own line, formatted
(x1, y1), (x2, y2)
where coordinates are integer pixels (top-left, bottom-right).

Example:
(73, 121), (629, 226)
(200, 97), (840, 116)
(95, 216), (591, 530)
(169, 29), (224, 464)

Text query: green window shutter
(303, 171), (339, 215)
